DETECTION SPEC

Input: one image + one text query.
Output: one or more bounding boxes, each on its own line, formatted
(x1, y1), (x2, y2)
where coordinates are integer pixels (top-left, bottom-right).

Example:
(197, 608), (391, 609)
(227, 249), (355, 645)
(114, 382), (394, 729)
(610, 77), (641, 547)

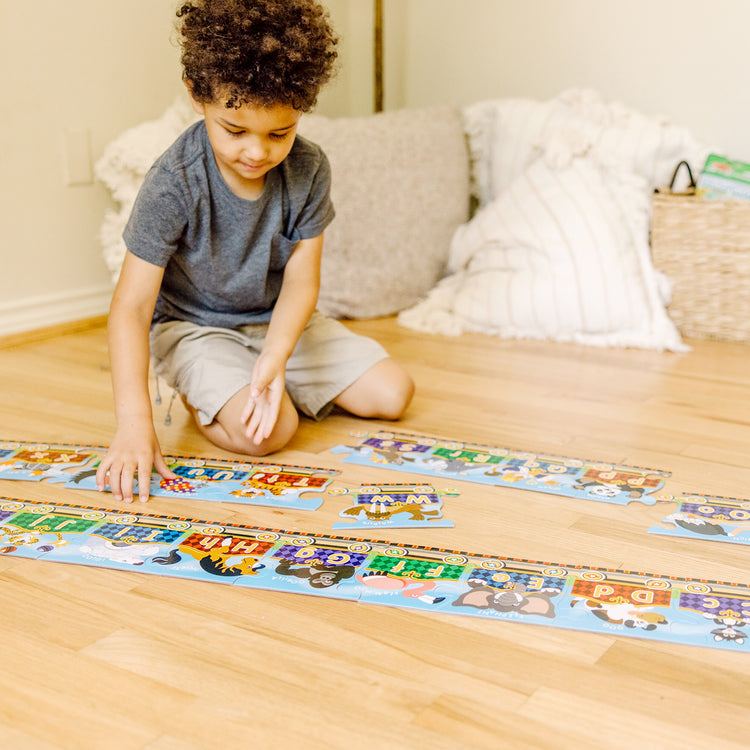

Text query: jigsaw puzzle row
(0, 440), (337, 510)
(332, 431), (672, 505)
(1, 497), (749, 652)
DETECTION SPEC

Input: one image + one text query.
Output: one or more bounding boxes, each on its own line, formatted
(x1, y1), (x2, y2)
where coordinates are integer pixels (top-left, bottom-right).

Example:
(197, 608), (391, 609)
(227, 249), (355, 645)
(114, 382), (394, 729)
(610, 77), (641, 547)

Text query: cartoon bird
(356, 571), (445, 604)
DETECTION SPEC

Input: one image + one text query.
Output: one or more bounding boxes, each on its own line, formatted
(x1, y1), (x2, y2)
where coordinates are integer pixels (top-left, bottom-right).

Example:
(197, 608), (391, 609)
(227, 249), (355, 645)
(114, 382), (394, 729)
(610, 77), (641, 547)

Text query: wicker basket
(651, 165), (750, 343)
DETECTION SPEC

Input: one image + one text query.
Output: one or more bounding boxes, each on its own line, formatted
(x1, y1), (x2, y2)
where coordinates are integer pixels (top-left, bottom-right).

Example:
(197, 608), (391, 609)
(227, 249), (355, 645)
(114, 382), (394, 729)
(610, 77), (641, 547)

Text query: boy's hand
(96, 417), (176, 503)
(241, 351), (286, 444)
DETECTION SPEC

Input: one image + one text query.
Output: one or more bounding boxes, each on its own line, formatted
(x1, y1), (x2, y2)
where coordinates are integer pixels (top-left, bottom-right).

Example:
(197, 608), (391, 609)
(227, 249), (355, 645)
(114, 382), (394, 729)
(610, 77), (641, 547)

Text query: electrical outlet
(62, 128), (93, 186)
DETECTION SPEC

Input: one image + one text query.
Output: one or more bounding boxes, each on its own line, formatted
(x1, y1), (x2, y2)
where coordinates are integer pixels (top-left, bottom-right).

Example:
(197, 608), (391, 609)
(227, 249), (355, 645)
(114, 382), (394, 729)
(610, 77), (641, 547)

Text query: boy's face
(190, 93), (301, 199)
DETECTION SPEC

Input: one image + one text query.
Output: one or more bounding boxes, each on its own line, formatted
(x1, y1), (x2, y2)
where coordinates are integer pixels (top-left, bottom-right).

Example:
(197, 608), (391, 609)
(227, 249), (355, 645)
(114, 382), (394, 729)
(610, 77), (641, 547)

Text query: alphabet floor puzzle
(0, 440), (337, 510)
(2, 496), (749, 653)
(3, 430), (750, 654)
(330, 431), (671, 505)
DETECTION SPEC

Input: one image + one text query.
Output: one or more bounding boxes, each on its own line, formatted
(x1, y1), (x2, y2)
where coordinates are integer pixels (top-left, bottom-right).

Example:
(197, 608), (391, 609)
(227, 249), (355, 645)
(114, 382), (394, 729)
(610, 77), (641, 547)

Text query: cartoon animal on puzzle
(354, 502), (441, 523)
(356, 571), (445, 604)
(678, 589), (750, 644)
(229, 466), (334, 500)
(333, 483), (455, 529)
(484, 456), (580, 486)
(355, 553), (466, 606)
(274, 559), (357, 589)
(454, 580), (560, 617)
(569, 597), (668, 630)
(269, 542), (369, 591)
(572, 467), (664, 501)
(708, 616), (749, 644)
(0, 523), (65, 555)
(335, 433), (436, 466)
(569, 577), (671, 631)
(422, 457), (495, 476)
(0, 508), (101, 556)
(69, 519), (187, 567)
(653, 497), (750, 543)
(79, 538), (162, 566)
(152, 531), (273, 578)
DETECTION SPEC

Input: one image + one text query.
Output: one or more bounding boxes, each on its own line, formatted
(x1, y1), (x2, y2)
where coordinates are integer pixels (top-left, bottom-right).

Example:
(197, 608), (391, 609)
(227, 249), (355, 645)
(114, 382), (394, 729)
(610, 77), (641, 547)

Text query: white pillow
(463, 89), (709, 206)
(398, 153), (687, 351)
(298, 105), (470, 318)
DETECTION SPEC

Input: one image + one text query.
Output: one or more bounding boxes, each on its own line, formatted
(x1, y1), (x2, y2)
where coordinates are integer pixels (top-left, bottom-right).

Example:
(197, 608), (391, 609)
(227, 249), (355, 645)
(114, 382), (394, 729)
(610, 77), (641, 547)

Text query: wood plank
(1, 318), (750, 748)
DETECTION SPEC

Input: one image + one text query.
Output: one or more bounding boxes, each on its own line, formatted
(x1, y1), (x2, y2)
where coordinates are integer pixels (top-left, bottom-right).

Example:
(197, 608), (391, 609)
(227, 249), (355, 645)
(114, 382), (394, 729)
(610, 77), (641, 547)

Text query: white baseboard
(0, 284), (113, 337)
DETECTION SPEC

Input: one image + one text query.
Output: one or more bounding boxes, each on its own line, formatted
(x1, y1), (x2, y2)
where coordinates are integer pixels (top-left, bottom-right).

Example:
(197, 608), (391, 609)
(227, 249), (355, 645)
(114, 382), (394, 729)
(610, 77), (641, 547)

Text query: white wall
(3, 0), (747, 336)
(1, 0), (184, 334)
(398, 0), (750, 159)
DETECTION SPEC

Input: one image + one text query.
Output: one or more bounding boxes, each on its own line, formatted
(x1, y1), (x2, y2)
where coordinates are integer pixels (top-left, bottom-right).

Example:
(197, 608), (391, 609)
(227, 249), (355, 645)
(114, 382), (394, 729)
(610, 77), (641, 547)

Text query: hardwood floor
(1, 317), (749, 749)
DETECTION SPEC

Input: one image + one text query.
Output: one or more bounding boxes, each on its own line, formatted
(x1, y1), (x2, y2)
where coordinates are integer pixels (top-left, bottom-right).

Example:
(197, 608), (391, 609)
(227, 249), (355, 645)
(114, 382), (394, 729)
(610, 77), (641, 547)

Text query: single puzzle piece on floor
(649, 493), (750, 546)
(330, 482), (457, 530)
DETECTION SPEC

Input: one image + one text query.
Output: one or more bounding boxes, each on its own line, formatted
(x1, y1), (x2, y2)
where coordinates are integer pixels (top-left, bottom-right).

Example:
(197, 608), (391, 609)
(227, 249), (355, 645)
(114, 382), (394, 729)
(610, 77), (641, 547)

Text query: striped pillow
(399, 154), (686, 351)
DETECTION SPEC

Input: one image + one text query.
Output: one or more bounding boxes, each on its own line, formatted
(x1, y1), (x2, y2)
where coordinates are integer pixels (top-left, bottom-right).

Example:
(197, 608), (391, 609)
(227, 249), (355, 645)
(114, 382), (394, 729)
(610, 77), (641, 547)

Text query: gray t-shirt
(123, 120), (335, 328)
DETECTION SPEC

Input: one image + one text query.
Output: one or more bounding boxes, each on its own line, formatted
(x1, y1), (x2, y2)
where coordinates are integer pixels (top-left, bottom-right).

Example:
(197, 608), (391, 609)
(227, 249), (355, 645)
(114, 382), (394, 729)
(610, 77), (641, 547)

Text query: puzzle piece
(649, 494), (750, 546)
(330, 482), (457, 530)
(0, 441), (100, 483)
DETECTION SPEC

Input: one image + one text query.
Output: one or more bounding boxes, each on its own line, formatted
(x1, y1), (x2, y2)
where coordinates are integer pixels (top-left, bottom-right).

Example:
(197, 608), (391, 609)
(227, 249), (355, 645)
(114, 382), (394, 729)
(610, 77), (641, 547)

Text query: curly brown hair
(176, 0), (338, 111)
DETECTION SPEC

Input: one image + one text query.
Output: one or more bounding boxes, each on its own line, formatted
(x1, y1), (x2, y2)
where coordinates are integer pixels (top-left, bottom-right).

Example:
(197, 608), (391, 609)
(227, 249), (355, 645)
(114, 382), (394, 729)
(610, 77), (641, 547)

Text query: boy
(96, 0), (414, 503)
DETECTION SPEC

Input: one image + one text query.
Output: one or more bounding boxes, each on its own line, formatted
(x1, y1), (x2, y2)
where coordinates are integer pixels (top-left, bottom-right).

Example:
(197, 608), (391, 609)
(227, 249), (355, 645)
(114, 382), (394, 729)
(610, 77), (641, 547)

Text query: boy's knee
(335, 359), (415, 420)
(379, 372), (415, 420)
(363, 366), (414, 420)
(230, 406), (299, 456)
(200, 397), (299, 456)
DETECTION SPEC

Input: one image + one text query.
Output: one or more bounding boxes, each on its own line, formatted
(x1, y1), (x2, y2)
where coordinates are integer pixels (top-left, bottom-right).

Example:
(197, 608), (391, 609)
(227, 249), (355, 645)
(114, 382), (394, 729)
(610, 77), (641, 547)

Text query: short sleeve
(284, 137), (335, 242)
(123, 165), (189, 268)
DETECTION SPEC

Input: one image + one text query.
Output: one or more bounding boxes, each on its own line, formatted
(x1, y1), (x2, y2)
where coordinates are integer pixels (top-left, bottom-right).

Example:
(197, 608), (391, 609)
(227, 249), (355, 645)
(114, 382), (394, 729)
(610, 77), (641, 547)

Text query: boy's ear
(185, 82), (205, 116)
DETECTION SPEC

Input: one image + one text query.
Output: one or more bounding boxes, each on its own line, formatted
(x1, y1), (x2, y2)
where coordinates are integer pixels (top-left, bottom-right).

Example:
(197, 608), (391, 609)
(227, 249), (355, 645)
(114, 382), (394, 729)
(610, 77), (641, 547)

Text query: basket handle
(668, 160), (696, 191)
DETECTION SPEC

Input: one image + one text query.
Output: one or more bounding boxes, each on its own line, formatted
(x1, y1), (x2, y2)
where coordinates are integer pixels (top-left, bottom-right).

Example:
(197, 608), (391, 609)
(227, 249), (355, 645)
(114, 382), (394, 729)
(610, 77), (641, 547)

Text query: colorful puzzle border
(2, 496), (749, 653)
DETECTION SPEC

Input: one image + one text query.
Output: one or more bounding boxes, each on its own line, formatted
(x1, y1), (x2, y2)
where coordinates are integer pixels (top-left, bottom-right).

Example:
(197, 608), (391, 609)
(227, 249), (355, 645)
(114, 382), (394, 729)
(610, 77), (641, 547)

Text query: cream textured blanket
(398, 89), (710, 351)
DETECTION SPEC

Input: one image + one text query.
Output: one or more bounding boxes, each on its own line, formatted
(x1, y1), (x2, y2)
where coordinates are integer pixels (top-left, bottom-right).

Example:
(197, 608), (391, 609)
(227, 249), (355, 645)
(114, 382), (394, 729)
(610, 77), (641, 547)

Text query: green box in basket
(696, 153), (750, 201)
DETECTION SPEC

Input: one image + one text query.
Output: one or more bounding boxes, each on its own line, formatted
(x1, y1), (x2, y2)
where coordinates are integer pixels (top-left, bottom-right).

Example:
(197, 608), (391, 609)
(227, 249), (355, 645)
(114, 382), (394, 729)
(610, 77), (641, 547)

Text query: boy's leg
(285, 313), (414, 421)
(185, 385), (300, 456)
(333, 358), (414, 420)
(151, 321), (300, 456)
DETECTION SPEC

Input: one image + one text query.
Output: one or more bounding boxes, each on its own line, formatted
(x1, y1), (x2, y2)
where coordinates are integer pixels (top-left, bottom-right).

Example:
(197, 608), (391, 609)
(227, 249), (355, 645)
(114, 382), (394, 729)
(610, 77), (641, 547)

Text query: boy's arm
(242, 233), (324, 442)
(96, 251), (176, 502)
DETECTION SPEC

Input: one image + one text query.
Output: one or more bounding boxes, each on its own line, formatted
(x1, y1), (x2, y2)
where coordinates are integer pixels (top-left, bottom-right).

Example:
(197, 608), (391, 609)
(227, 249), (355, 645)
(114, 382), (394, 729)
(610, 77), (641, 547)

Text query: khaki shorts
(150, 312), (389, 425)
